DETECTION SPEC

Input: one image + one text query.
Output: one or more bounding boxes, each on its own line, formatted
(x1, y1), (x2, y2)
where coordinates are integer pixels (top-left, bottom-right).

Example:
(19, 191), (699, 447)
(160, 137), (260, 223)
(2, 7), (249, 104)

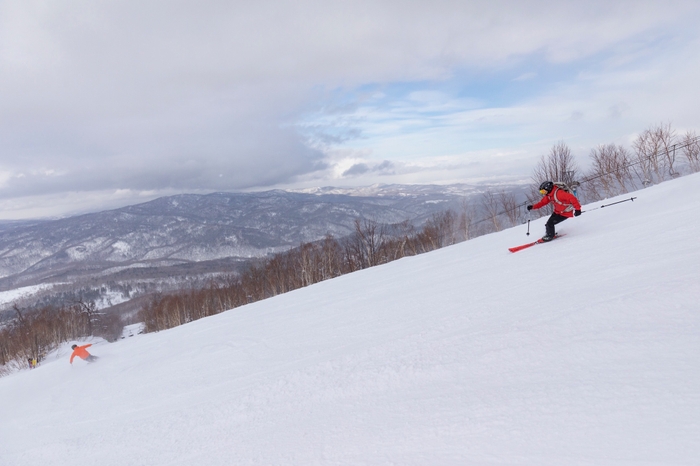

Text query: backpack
(553, 181), (571, 193)
(553, 181), (580, 197)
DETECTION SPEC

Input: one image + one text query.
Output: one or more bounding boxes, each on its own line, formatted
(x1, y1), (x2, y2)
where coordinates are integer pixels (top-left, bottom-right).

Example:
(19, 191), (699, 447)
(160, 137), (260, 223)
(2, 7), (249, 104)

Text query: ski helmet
(71, 344), (77, 350)
(539, 181), (554, 194)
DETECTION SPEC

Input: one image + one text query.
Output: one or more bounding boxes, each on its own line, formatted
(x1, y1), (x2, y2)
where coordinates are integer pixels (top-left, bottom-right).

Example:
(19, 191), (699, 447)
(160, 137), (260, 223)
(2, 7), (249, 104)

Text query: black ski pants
(545, 213), (568, 237)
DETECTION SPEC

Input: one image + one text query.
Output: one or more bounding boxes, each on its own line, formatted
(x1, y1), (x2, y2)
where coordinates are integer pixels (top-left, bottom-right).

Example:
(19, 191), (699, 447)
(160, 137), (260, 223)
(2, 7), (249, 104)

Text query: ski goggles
(539, 189), (547, 195)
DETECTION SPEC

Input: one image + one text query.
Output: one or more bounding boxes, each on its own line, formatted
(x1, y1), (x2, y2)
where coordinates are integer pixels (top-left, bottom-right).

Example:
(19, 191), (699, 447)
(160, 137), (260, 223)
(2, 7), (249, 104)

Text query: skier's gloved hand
(574, 210), (581, 217)
(526, 205), (533, 211)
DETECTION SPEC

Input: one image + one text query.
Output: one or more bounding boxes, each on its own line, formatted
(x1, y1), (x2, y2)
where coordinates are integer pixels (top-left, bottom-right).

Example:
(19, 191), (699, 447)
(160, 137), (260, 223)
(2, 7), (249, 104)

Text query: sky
(1, 172), (699, 465)
(1, 0), (699, 218)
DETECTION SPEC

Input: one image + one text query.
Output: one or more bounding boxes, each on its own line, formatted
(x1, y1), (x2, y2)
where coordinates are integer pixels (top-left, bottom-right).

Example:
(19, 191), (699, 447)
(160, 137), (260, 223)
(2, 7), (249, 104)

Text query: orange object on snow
(70, 344), (93, 364)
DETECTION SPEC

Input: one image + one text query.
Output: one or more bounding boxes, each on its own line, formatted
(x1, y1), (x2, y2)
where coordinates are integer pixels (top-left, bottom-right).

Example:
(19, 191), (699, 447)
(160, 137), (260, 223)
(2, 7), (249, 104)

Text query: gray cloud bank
(0, 0), (696, 217)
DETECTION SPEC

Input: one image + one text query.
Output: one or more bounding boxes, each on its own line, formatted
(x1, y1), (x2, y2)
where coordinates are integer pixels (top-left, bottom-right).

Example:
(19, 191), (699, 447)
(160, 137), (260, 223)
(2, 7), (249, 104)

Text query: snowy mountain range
(0, 183), (517, 295)
(1, 173), (697, 465)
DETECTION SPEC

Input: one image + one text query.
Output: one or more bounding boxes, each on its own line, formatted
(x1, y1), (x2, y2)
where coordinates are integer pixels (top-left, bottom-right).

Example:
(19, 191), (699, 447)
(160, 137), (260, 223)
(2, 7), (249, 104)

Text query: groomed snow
(1, 174), (699, 465)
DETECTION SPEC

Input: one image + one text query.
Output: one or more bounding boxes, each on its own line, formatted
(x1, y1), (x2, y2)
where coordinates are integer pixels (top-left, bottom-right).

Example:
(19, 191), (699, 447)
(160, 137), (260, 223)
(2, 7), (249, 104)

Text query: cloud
(342, 163), (370, 177)
(0, 0), (698, 217)
(341, 160), (396, 178)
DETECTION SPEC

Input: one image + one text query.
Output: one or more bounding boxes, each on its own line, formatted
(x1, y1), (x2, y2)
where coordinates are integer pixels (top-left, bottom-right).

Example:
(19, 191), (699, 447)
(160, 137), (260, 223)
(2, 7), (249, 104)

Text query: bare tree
(319, 234), (343, 280)
(458, 198), (476, 241)
(498, 191), (519, 227)
(656, 123), (679, 178)
(632, 122), (677, 184)
(73, 299), (98, 336)
(480, 190), (502, 232)
(347, 218), (388, 269)
(421, 210), (458, 249)
(681, 130), (700, 173)
(532, 141), (580, 187)
(587, 144), (634, 199)
(386, 220), (416, 259)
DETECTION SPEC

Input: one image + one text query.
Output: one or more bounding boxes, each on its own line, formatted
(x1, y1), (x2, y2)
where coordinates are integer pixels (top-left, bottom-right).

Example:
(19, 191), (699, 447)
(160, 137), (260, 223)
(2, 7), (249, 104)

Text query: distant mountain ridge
(0, 185), (499, 291)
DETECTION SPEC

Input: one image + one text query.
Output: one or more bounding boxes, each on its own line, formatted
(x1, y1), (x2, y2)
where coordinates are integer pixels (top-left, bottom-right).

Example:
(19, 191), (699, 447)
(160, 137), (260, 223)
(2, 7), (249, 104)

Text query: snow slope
(1, 174), (699, 466)
(0, 284), (55, 307)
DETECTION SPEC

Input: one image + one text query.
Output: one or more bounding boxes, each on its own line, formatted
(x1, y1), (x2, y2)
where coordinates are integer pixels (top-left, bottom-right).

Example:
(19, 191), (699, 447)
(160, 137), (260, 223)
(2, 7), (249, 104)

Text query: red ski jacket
(70, 344), (93, 364)
(532, 186), (581, 217)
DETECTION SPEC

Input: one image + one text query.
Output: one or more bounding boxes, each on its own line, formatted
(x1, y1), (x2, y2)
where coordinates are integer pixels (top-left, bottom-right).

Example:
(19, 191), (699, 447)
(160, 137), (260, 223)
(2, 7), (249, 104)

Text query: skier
(69, 343), (98, 364)
(527, 181), (581, 241)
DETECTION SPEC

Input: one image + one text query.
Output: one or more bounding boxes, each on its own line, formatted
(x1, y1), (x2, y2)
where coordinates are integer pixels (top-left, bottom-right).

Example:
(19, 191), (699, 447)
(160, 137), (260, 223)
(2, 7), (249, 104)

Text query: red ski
(508, 234), (566, 253)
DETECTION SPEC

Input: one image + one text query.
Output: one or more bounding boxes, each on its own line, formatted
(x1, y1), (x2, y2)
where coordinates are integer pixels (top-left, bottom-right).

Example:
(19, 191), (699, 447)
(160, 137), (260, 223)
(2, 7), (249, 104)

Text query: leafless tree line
(435, 123), (700, 230)
(529, 124), (700, 210)
(138, 211), (479, 333)
(0, 301), (123, 374)
(593, 124), (699, 195)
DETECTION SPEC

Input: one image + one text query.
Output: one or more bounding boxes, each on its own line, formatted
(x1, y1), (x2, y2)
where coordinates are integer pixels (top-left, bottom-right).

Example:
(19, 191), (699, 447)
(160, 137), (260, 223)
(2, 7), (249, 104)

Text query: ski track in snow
(1, 174), (700, 465)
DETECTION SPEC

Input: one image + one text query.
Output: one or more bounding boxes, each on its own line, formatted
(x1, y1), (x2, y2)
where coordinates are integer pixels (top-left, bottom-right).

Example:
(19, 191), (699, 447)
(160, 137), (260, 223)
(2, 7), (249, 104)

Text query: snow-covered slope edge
(1, 174), (699, 466)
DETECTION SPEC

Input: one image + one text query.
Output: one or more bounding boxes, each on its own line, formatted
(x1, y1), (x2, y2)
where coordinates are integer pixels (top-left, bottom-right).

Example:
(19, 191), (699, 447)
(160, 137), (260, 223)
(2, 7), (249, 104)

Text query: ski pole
(525, 209), (531, 235)
(583, 197), (637, 213)
(601, 197), (637, 208)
